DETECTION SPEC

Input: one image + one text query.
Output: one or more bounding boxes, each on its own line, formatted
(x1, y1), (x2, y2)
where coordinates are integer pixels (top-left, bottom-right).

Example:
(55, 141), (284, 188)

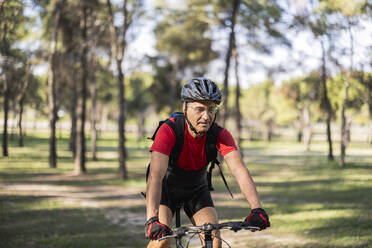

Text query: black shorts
(160, 182), (214, 219)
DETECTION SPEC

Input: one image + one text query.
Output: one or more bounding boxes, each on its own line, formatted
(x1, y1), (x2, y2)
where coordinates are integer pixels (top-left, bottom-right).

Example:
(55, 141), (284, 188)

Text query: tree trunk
(2, 79), (9, 157)
(69, 80), (78, 157)
(137, 112), (146, 141)
(320, 38), (334, 160)
(74, 5), (89, 174)
(90, 68), (98, 161)
(17, 99), (24, 147)
(358, 68), (372, 144)
(295, 114), (303, 143)
(17, 60), (30, 147)
(340, 21), (354, 167)
(221, 0), (240, 127)
(362, 74), (372, 145)
(232, 36), (242, 147)
(89, 21), (100, 162)
(117, 64), (127, 178)
(263, 121), (273, 142)
(47, 0), (65, 168)
(107, 0), (130, 179)
(2, 20), (9, 156)
(340, 72), (350, 167)
(169, 59), (179, 114)
(303, 105), (312, 151)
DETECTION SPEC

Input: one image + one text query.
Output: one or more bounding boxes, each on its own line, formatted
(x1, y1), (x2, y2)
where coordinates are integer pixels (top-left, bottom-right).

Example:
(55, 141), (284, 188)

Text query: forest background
(1, 0), (372, 247)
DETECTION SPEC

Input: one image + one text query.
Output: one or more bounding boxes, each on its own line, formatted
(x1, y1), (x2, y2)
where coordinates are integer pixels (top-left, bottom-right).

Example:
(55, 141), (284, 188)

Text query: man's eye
(196, 107), (205, 112)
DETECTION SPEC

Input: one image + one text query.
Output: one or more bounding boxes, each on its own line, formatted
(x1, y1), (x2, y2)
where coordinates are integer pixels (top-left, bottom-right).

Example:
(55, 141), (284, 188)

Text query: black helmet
(181, 78), (222, 105)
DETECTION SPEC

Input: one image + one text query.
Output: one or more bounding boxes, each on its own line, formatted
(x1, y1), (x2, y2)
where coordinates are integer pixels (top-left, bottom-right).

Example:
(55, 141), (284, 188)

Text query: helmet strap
(184, 102), (200, 135)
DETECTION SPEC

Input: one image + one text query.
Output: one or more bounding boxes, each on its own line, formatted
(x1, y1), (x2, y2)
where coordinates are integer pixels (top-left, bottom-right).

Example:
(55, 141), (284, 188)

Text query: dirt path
(0, 173), (309, 247)
(0, 173), (146, 228)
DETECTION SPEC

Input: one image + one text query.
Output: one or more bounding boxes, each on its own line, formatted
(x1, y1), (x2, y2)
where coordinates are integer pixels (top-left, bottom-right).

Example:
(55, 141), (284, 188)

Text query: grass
(1, 131), (372, 247)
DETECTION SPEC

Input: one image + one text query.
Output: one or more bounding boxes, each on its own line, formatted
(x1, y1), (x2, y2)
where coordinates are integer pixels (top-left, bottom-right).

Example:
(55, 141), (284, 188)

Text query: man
(145, 78), (270, 248)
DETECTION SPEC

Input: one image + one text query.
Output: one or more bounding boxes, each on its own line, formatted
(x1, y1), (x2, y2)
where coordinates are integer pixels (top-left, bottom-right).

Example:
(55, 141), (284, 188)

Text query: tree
(292, 1), (337, 160)
(357, 71), (372, 143)
(127, 73), (153, 140)
(152, 0), (218, 114)
(107, 0), (143, 179)
(15, 57), (31, 147)
(1, 0), (27, 156)
(232, 38), (242, 146)
(74, 0), (91, 174)
(46, 0), (66, 168)
(244, 79), (276, 141)
(214, 0), (240, 127)
(278, 72), (321, 149)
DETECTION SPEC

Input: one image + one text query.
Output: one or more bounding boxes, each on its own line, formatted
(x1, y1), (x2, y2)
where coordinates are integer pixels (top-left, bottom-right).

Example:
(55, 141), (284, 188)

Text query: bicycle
(157, 221), (261, 248)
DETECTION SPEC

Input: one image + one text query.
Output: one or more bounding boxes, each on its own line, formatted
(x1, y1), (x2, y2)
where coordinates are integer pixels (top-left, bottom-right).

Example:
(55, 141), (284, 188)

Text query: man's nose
(201, 110), (210, 120)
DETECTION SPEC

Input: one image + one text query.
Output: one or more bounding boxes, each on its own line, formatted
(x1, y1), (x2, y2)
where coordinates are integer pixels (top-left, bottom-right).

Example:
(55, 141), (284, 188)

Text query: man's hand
(243, 208), (270, 230)
(145, 216), (172, 240)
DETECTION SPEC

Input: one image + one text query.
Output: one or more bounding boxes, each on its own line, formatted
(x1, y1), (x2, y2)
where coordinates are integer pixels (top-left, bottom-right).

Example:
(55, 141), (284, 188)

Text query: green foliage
(319, 0), (367, 16)
(150, 0), (218, 112)
(148, 59), (175, 112)
(126, 72), (153, 117)
(242, 79), (276, 123)
(327, 71), (371, 124)
(0, 1), (29, 49)
(239, 0), (291, 51)
(154, 0), (218, 67)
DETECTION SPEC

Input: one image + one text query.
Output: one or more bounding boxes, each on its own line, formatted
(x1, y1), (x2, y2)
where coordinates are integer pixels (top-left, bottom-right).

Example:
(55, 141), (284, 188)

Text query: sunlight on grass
(1, 133), (371, 248)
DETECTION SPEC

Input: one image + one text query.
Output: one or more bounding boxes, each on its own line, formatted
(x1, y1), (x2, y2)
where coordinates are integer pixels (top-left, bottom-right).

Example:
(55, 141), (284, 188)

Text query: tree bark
(74, 4), (89, 174)
(69, 77), (78, 157)
(169, 58), (179, 114)
(232, 36), (242, 147)
(340, 72), (350, 167)
(263, 121), (273, 142)
(221, 0), (240, 127)
(364, 72), (372, 144)
(295, 113), (303, 143)
(107, 0), (130, 179)
(17, 60), (30, 147)
(89, 19), (101, 162)
(1, 22), (9, 156)
(90, 71), (98, 161)
(137, 111), (146, 141)
(47, 0), (65, 168)
(320, 38), (334, 160)
(2, 78), (9, 157)
(303, 105), (312, 151)
(339, 21), (354, 167)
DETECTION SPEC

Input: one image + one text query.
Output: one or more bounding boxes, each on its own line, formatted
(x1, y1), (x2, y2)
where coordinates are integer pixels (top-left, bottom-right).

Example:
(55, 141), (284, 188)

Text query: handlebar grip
(157, 234), (177, 242)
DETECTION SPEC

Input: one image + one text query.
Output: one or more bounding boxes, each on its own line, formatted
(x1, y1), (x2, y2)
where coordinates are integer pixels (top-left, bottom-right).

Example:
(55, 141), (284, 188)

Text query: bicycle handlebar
(157, 221), (261, 241)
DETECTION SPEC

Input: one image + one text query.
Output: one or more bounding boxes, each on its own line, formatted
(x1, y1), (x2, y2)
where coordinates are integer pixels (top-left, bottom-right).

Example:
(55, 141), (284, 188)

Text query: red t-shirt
(150, 118), (237, 171)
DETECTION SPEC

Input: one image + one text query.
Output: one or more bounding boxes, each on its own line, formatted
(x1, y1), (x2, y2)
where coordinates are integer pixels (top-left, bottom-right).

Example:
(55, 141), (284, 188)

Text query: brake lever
(243, 226), (261, 232)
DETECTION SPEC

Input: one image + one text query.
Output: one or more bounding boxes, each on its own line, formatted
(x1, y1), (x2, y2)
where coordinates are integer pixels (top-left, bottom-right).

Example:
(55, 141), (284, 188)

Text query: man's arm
(146, 151), (169, 220)
(224, 150), (262, 209)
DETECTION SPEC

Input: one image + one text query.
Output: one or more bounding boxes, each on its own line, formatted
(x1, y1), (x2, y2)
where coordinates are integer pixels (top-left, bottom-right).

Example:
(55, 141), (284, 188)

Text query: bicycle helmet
(181, 78), (222, 105)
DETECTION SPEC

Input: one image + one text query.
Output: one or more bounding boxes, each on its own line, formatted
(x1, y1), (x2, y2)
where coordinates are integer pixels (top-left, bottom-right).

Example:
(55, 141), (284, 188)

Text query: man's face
(184, 101), (217, 134)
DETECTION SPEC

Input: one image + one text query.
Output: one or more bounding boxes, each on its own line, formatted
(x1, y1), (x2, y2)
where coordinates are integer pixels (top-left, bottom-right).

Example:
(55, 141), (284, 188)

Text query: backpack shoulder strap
(142, 114), (185, 198)
(205, 124), (234, 199)
(169, 114), (185, 164)
(205, 123), (223, 163)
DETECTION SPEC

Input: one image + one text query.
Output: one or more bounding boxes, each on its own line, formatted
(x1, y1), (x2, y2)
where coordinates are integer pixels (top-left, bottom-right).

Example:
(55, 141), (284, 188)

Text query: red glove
(243, 208), (270, 230)
(145, 216), (172, 240)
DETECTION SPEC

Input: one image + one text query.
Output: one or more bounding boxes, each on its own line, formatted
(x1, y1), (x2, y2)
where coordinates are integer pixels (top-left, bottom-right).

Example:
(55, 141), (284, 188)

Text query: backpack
(143, 112), (233, 198)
